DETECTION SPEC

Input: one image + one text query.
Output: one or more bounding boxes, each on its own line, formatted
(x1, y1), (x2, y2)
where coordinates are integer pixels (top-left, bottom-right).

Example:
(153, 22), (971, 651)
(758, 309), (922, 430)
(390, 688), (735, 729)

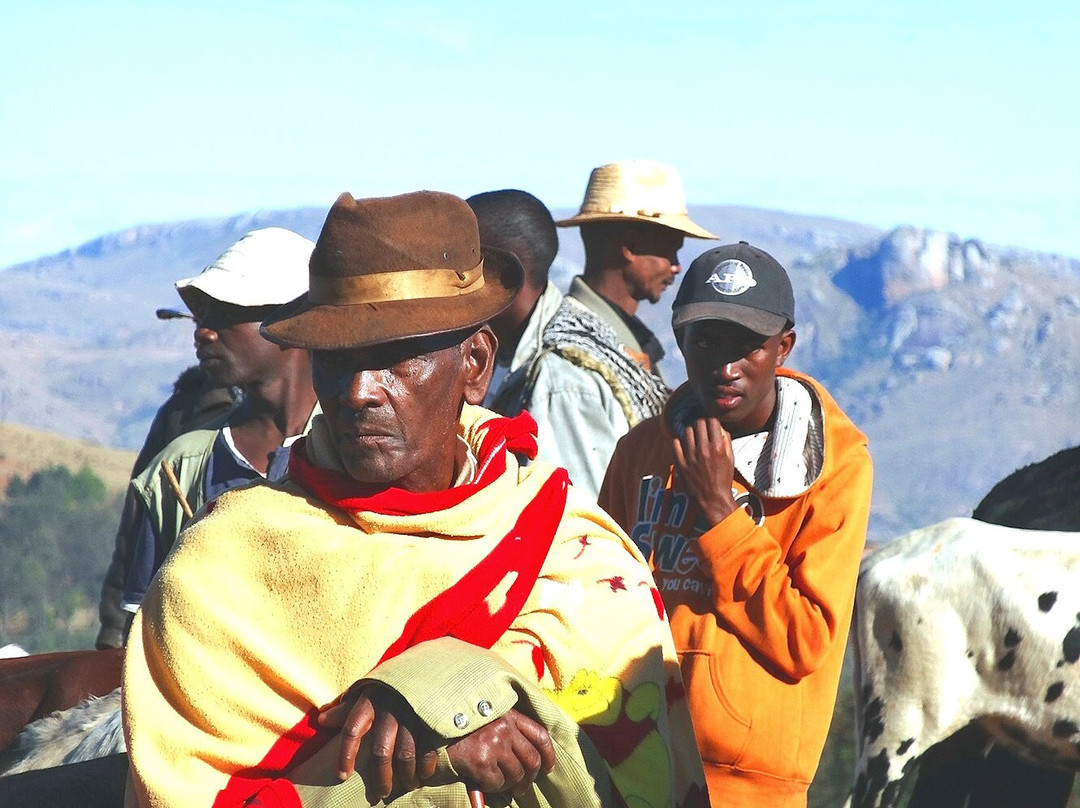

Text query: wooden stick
(160, 459), (194, 519)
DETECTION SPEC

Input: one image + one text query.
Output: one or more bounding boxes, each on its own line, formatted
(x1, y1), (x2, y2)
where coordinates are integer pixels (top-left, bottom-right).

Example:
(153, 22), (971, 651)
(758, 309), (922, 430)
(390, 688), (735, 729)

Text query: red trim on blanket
(379, 469), (568, 661)
(212, 413), (567, 807)
(212, 710), (320, 808)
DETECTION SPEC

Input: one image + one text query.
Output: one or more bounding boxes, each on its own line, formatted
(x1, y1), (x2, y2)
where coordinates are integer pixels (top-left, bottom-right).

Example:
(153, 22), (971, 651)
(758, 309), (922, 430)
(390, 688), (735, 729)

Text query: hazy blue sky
(1, 1), (1076, 267)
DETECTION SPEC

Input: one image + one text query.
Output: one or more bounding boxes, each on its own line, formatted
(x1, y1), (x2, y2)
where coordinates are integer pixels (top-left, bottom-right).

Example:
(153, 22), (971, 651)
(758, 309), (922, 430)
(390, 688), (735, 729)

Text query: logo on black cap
(706, 259), (757, 296)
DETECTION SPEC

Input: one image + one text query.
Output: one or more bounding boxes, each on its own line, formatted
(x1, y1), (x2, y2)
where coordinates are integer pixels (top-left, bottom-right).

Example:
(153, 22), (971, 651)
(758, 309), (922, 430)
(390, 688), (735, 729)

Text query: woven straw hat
(556, 159), (717, 239)
(261, 191), (523, 351)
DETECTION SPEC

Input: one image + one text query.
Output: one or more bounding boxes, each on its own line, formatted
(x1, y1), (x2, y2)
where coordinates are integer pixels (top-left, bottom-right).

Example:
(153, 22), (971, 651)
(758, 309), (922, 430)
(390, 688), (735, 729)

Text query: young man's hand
(672, 417), (739, 527)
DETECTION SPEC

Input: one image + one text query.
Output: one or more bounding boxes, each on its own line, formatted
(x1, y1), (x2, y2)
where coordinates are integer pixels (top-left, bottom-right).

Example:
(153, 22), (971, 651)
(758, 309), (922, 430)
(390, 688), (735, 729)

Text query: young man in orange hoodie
(599, 242), (873, 807)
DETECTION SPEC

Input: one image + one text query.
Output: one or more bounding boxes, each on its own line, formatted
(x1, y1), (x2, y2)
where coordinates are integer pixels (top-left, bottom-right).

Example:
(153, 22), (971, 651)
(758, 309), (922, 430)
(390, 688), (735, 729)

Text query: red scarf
(286, 410), (542, 516)
(214, 411), (568, 807)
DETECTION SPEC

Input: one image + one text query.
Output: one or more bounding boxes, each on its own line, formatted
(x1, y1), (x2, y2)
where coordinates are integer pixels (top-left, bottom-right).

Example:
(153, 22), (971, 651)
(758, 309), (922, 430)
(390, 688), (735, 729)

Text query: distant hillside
(0, 203), (881, 448)
(788, 228), (1080, 539)
(0, 207), (332, 449)
(0, 422), (136, 498)
(2, 203), (1079, 543)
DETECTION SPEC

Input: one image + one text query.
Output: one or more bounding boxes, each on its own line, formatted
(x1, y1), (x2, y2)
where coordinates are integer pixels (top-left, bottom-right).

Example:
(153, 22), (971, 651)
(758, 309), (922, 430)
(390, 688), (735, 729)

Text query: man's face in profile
(623, 224), (685, 304)
(187, 295), (283, 388)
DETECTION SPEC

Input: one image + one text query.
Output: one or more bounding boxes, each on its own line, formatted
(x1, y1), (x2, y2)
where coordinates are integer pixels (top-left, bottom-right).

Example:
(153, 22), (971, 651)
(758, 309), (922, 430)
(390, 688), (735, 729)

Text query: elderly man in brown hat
(496, 159), (717, 499)
(121, 191), (708, 808)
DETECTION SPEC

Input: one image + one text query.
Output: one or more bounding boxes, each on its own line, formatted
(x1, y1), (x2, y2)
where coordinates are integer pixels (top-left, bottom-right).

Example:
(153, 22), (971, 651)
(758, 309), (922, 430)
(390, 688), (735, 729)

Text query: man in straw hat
(501, 159), (717, 498)
(122, 191), (708, 808)
(96, 227), (319, 647)
(599, 242), (872, 806)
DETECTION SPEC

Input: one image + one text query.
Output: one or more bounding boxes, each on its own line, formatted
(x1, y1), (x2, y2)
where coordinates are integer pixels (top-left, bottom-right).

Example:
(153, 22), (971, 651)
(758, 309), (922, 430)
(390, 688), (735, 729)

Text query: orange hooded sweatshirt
(599, 368), (872, 807)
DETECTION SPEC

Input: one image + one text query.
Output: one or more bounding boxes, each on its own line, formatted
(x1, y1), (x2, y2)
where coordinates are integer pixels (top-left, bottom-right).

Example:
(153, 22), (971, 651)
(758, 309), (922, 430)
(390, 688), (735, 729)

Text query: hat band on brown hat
(261, 191), (525, 351)
(308, 260), (485, 305)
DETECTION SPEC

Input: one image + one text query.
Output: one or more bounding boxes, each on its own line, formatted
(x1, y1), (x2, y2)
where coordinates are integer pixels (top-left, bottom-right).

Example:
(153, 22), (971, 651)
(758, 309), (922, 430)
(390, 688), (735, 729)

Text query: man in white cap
(96, 339), (238, 649)
(498, 159), (716, 497)
(110, 227), (320, 633)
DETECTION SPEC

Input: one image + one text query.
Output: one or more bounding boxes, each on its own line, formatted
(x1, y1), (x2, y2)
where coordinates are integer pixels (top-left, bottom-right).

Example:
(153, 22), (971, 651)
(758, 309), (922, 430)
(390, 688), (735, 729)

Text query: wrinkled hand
(447, 709), (556, 797)
(317, 683), (437, 801)
(672, 417), (738, 527)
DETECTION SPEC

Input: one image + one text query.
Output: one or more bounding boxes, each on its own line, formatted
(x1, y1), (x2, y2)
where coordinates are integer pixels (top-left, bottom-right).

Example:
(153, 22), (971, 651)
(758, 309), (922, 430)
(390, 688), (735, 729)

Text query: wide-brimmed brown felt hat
(555, 159), (718, 240)
(261, 191), (524, 350)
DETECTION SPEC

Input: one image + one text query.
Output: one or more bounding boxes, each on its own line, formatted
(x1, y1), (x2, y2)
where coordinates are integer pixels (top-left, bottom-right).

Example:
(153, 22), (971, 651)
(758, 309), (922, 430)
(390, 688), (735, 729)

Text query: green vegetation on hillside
(0, 421), (137, 499)
(0, 464), (120, 651)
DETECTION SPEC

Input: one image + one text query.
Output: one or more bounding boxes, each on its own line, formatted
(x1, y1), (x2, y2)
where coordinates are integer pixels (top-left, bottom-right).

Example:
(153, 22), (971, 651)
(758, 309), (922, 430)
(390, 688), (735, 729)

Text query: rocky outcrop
(833, 226), (999, 309)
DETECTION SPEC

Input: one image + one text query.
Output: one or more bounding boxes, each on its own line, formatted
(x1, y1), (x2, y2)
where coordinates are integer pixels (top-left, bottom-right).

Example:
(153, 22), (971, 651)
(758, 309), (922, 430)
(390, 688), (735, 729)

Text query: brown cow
(0, 649), (123, 755)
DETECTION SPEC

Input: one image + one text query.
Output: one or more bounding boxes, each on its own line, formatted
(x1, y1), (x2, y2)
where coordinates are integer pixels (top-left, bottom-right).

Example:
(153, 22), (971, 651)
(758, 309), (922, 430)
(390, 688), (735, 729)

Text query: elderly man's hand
(318, 684), (556, 800)
(318, 683), (437, 800)
(673, 416), (739, 527)
(447, 709), (556, 797)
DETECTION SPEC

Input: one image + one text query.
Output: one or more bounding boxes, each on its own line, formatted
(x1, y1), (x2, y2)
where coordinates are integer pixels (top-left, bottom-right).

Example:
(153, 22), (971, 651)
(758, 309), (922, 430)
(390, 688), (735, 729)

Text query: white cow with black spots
(849, 517), (1080, 808)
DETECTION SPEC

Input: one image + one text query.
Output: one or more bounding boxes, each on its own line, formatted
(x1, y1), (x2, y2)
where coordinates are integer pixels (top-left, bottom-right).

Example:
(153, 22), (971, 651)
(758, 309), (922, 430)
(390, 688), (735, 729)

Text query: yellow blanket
(123, 405), (706, 808)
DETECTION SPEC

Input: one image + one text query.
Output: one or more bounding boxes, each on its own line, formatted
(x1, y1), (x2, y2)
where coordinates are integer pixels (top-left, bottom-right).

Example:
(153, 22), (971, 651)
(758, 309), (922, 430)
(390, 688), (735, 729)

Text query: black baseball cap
(672, 241), (795, 336)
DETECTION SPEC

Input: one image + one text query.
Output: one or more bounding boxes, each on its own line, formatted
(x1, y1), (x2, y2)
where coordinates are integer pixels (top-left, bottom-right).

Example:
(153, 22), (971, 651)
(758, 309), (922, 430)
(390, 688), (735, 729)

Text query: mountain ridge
(3, 203), (1078, 543)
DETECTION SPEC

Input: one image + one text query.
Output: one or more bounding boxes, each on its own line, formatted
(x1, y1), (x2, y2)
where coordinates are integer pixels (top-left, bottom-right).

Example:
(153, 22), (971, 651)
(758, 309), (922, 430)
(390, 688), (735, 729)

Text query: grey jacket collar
(565, 276), (644, 355)
(508, 281), (564, 374)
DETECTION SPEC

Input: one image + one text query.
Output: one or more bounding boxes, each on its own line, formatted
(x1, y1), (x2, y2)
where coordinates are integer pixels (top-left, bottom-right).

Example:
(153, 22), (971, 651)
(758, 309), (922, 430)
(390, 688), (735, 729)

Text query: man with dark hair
(600, 242), (872, 806)
(501, 159), (716, 497)
(465, 189), (562, 410)
(122, 191), (707, 808)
